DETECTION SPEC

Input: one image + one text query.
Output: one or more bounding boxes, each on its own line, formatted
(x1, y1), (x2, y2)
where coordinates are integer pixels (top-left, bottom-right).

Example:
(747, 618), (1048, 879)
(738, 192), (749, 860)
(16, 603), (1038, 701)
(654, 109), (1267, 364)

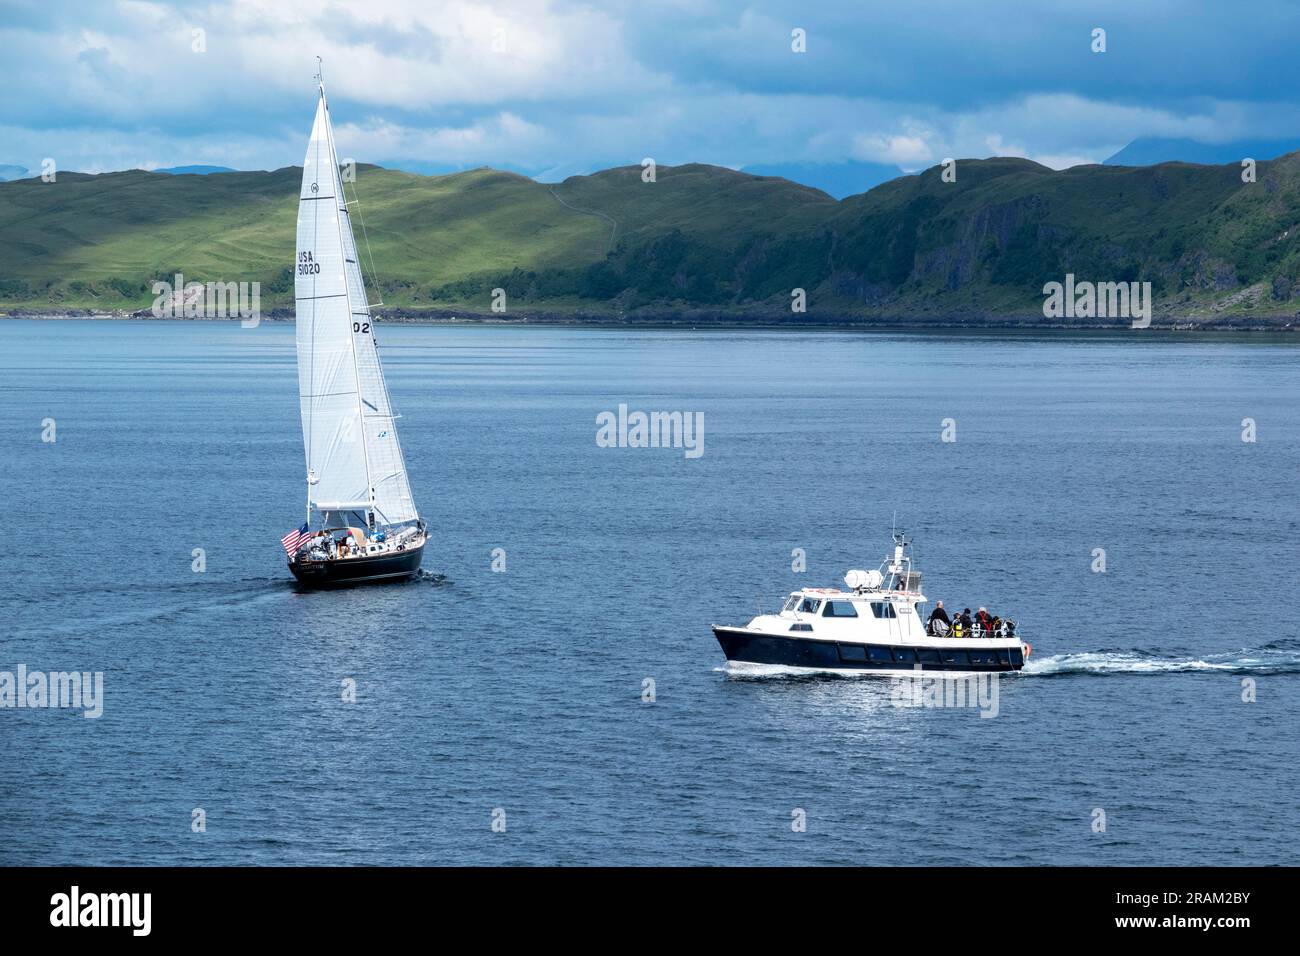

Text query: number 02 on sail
(283, 65), (426, 586)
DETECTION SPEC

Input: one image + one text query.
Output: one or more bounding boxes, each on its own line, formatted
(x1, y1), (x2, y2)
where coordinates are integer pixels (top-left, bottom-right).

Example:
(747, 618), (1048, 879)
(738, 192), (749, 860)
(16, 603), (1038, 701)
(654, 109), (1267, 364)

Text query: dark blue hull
(289, 542), (424, 588)
(712, 627), (1025, 672)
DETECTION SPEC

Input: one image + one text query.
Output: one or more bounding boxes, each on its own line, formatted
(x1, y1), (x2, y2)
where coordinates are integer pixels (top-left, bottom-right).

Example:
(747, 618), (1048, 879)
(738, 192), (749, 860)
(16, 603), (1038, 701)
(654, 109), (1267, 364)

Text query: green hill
(4, 154), (1300, 326)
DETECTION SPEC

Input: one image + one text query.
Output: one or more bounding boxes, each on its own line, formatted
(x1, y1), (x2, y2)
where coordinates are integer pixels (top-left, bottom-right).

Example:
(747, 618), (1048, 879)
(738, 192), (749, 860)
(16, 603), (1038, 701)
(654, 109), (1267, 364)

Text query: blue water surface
(1, 319), (1296, 865)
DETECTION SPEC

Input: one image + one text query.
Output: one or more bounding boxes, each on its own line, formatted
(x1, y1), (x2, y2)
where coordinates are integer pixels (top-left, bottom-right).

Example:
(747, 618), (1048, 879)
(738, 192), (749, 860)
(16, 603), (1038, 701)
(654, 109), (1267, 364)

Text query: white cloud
(1, 0), (669, 124)
(5, 3), (1300, 177)
(853, 132), (935, 167)
(334, 112), (548, 162)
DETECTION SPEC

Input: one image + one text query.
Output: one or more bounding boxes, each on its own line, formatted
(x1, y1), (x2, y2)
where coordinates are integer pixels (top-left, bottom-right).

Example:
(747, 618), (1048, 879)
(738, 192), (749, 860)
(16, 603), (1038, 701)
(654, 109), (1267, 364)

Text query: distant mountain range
(6, 134), (1300, 193)
(4, 152), (1300, 326)
(0, 163), (237, 181)
(1104, 137), (1300, 167)
(739, 161), (906, 200)
(155, 165), (237, 175)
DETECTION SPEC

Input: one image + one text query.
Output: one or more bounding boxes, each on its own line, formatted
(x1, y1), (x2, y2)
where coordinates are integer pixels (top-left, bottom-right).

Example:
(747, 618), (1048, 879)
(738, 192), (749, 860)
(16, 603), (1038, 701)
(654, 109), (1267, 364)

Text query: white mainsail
(295, 80), (418, 530)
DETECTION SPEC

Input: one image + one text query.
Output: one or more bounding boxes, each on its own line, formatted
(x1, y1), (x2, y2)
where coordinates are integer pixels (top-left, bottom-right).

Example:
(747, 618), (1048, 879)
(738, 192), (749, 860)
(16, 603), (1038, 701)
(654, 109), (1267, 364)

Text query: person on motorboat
(927, 601), (951, 636)
(959, 608), (973, 632)
(975, 607), (993, 636)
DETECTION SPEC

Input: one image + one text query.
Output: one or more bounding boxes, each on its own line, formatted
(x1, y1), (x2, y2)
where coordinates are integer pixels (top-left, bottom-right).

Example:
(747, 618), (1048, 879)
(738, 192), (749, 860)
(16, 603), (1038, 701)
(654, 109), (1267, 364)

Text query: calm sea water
(1, 318), (1297, 866)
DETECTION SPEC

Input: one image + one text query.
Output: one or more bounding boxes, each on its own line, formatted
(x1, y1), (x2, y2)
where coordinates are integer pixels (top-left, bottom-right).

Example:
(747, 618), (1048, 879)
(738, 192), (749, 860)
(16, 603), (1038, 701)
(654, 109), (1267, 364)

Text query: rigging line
(337, 156), (417, 524)
(345, 166), (385, 311)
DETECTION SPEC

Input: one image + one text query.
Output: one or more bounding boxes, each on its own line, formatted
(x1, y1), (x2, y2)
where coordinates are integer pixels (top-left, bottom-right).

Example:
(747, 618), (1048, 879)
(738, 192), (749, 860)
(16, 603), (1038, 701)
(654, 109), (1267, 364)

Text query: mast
(304, 57), (322, 529)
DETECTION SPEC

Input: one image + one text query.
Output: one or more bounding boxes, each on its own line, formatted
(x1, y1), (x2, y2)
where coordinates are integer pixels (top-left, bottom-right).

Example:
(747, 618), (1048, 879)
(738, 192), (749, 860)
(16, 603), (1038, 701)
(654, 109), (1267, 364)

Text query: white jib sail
(295, 86), (418, 529)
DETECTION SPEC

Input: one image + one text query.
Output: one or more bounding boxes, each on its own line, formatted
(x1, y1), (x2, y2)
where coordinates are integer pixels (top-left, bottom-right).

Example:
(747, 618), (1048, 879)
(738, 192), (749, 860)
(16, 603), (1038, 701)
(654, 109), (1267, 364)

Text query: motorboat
(712, 532), (1030, 674)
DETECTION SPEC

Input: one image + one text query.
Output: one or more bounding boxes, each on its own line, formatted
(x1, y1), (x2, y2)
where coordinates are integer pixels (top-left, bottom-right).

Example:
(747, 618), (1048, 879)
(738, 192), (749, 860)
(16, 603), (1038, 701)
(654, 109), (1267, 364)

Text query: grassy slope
(4, 155), (1300, 320)
(0, 165), (616, 310)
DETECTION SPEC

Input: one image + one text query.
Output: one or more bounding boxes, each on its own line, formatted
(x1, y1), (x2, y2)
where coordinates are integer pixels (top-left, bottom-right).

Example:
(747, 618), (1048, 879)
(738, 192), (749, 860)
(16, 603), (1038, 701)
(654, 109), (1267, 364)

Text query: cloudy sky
(3, 0), (1300, 180)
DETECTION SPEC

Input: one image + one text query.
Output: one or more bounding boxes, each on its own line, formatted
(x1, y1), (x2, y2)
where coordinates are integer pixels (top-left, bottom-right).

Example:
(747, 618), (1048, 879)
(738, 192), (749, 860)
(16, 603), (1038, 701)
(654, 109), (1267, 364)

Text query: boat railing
(927, 622), (1018, 639)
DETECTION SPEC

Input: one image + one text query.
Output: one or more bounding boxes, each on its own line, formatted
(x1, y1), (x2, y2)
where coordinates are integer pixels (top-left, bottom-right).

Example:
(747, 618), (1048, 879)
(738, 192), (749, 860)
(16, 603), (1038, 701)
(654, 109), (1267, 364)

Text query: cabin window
(797, 598), (823, 614)
(866, 646), (894, 663)
(892, 648), (918, 663)
(822, 600), (859, 618)
(789, 623), (813, 633)
(783, 596), (801, 613)
(869, 602), (898, 619)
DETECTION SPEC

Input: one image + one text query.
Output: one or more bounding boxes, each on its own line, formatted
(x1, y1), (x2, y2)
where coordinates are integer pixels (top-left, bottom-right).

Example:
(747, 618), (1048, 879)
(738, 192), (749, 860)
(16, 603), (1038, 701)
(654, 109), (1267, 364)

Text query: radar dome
(844, 569), (882, 590)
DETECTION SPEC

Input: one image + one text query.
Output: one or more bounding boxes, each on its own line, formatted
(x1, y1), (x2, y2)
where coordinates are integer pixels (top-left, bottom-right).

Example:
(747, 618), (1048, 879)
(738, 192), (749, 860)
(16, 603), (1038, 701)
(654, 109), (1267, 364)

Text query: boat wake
(719, 661), (838, 680)
(716, 643), (1300, 680)
(23, 577), (294, 637)
(714, 661), (984, 681)
(1024, 645), (1300, 677)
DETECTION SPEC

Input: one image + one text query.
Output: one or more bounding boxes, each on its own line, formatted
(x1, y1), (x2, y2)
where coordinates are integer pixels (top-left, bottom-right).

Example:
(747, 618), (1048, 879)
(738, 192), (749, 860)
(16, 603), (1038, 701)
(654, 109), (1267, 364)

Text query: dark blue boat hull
(712, 626), (1025, 672)
(289, 542), (424, 588)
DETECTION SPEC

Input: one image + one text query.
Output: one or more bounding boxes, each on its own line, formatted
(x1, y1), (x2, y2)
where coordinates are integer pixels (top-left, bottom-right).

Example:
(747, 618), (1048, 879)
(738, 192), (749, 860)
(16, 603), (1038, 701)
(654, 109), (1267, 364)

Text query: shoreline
(2, 307), (1298, 333)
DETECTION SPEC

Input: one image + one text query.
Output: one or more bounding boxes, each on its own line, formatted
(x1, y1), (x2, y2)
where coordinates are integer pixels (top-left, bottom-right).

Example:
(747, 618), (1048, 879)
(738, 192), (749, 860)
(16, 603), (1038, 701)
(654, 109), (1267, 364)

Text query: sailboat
(282, 62), (427, 587)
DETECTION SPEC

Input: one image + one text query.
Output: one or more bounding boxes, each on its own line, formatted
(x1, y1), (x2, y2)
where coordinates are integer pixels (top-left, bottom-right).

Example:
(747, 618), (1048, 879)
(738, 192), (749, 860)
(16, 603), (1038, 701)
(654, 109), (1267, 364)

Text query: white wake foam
(717, 648), (1300, 679)
(1024, 649), (1300, 676)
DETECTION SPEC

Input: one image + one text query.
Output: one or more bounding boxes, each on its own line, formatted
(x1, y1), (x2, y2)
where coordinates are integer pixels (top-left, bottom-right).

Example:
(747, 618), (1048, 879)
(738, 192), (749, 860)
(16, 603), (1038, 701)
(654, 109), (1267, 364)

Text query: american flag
(281, 523), (309, 557)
